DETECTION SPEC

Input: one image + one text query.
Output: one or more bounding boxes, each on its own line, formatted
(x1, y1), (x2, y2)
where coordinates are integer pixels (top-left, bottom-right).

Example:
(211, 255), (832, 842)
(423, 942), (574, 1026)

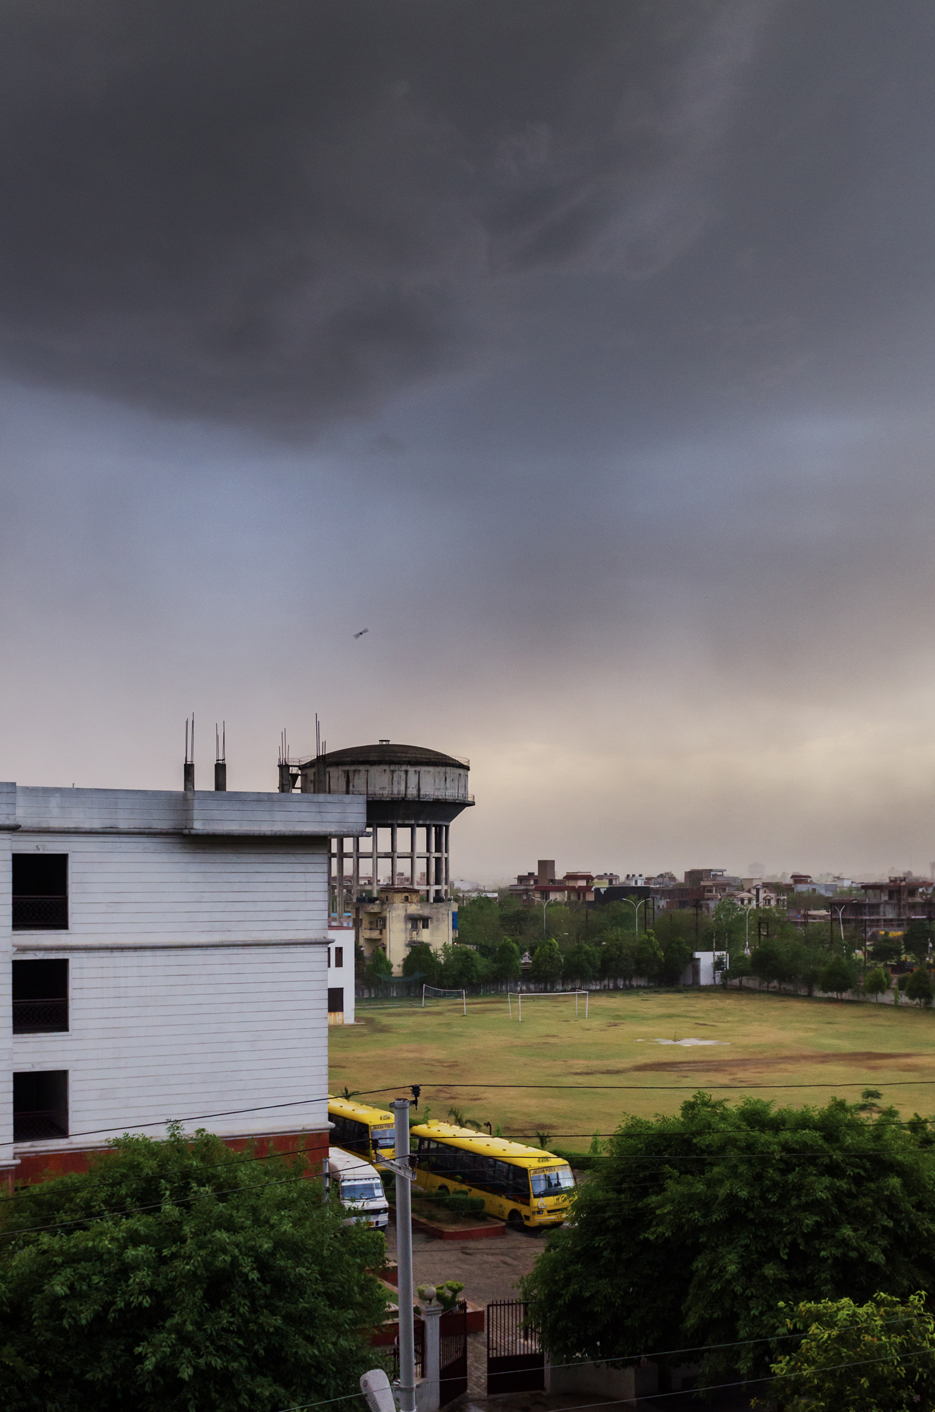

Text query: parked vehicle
(328, 1145), (389, 1229)
(328, 1096), (396, 1164)
(410, 1120), (575, 1229)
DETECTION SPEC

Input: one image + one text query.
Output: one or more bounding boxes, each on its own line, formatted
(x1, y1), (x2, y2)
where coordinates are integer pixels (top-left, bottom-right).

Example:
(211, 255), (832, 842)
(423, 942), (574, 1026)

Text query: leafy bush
(420, 1189), (485, 1217)
(906, 967), (934, 1006)
(0, 1127), (388, 1412)
(523, 1093), (935, 1386)
(767, 1291), (935, 1411)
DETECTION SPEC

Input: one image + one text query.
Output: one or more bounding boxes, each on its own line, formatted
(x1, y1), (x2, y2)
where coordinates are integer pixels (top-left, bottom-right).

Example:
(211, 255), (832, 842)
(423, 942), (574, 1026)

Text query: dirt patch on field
(630, 1050), (925, 1075)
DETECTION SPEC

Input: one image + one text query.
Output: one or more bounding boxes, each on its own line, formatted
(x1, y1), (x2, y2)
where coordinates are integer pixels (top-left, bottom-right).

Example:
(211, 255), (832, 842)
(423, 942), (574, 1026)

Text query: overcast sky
(2, 0), (935, 883)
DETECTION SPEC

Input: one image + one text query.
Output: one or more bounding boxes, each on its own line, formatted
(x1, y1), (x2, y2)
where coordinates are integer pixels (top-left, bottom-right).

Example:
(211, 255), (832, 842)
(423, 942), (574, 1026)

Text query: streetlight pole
(625, 896), (647, 940)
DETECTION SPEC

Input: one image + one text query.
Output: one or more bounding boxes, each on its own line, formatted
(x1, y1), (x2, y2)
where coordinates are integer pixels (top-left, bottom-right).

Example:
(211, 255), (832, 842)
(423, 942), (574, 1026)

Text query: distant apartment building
(836, 876), (933, 935)
(1, 777), (365, 1193)
(508, 861), (619, 904)
(356, 884), (454, 973)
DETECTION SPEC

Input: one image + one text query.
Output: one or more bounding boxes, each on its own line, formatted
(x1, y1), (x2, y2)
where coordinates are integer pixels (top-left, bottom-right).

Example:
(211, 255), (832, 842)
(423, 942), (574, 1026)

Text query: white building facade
(326, 923), (355, 1025)
(0, 782), (365, 1191)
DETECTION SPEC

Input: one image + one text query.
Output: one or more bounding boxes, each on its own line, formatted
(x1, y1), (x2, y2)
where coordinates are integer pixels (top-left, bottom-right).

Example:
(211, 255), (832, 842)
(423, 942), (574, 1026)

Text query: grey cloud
(0, 0), (784, 430)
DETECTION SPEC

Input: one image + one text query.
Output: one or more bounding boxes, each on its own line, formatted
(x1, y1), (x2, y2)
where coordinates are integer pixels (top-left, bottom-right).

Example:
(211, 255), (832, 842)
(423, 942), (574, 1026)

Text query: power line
(268, 1326), (935, 1412)
(0, 1085), (397, 1154)
(0, 1153), (386, 1239)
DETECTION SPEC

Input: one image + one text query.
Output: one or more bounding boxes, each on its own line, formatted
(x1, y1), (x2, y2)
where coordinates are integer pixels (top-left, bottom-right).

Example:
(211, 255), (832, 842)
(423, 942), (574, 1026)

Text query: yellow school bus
(328, 1098), (396, 1164)
(410, 1120), (575, 1228)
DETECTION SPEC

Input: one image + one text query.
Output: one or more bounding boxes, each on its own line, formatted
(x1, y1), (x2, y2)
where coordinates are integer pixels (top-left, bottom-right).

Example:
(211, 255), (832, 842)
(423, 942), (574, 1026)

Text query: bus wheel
(506, 1211), (524, 1230)
(436, 1186), (449, 1195)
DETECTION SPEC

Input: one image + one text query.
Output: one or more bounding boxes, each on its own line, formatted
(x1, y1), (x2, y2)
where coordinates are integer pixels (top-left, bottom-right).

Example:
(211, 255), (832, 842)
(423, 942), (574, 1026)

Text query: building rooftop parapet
(3, 785), (367, 837)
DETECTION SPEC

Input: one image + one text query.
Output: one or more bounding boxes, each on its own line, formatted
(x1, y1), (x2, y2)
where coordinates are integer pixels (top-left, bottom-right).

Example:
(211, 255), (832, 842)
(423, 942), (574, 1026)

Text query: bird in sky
(353, 628), (369, 638)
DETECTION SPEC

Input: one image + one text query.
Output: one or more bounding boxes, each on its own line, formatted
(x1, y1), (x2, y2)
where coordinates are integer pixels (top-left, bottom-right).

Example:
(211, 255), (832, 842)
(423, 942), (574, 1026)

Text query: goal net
(422, 984), (467, 1014)
(507, 990), (589, 1021)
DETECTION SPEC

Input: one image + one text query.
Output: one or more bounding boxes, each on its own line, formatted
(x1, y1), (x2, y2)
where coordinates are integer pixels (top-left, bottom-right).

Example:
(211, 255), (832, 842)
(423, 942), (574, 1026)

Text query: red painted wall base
(11, 1128), (329, 1190)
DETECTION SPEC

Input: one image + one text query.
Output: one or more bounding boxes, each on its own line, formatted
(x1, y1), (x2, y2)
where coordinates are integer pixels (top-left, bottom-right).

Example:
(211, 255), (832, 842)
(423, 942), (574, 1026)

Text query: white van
(328, 1146), (389, 1229)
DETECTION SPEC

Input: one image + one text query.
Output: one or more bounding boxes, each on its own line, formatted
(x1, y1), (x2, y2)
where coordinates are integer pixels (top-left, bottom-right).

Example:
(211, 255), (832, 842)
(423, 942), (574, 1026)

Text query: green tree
(905, 967), (934, 1007)
(490, 938), (522, 983)
(871, 936), (905, 965)
(600, 934), (636, 988)
(366, 948), (394, 984)
(767, 1291), (935, 1411)
(530, 937), (563, 986)
(710, 897), (745, 954)
(819, 953), (857, 997)
(791, 938), (827, 996)
(454, 895), (501, 955)
(437, 942), (486, 988)
(633, 929), (663, 983)
(750, 938), (792, 990)
(863, 965), (890, 1002)
(562, 942), (599, 985)
(522, 1093), (935, 1386)
(904, 919), (935, 969)
(401, 943), (439, 986)
(0, 1128), (388, 1412)
(725, 949), (752, 987)
(657, 930), (694, 986)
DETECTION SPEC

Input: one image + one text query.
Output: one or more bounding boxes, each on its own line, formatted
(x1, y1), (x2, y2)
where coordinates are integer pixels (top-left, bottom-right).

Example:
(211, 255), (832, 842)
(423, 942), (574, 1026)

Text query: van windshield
(341, 1181), (383, 1202)
(372, 1127), (395, 1148)
(530, 1166), (574, 1196)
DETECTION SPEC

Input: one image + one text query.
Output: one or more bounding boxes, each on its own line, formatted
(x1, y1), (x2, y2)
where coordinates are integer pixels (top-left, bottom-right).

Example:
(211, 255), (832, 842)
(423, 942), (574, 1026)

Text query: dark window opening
(334, 946), (344, 968)
(13, 959), (68, 1033)
(328, 987), (345, 1014)
(13, 1070), (68, 1142)
(12, 854), (68, 930)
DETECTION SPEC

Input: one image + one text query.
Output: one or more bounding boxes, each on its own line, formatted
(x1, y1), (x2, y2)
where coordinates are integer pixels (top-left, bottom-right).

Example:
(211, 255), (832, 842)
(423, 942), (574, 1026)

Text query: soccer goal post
(422, 984), (467, 1015)
(507, 989), (589, 1021)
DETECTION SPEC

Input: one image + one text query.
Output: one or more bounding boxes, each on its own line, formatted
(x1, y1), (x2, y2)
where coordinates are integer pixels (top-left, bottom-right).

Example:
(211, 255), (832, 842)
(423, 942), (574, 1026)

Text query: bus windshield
(341, 1181), (383, 1202)
(530, 1166), (574, 1195)
(372, 1127), (395, 1148)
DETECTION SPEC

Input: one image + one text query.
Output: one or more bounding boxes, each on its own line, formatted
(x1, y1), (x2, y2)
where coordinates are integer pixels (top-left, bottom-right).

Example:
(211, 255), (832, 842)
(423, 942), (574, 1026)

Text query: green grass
(329, 989), (935, 1142)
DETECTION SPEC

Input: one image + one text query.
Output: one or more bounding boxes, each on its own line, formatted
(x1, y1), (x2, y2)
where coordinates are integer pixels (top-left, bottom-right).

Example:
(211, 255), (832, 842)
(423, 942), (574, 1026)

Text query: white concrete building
(326, 923), (355, 1024)
(1, 781), (365, 1190)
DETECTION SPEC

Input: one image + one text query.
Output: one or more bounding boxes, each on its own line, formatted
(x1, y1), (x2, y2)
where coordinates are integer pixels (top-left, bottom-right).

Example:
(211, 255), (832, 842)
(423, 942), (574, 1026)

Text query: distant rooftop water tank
(298, 742), (473, 824)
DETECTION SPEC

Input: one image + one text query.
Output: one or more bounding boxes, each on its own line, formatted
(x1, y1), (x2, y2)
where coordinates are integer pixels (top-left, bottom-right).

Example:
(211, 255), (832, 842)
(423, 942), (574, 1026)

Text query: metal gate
(486, 1300), (544, 1394)
(439, 1300), (468, 1406)
(392, 1318), (424, 1383)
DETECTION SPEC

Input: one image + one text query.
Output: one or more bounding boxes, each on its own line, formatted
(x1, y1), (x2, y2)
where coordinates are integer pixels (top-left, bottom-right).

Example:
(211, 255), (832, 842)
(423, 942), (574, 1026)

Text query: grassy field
(329, 988), (935, 1144)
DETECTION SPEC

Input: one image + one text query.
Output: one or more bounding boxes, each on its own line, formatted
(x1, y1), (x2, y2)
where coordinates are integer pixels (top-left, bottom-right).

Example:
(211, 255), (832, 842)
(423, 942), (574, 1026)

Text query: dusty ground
(384, 1220), (544, 1307)
(384, 1219), (545, 1399)
(332, 988), (935, 1137)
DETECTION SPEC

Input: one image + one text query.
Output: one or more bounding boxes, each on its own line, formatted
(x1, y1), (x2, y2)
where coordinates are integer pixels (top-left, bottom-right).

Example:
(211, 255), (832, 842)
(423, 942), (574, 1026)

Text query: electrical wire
(0, 1153), (389, 1239)
(4, 1075), (934, 1156)
(0, 1084), (400, 1154)
(268, 1333), (935, 1412)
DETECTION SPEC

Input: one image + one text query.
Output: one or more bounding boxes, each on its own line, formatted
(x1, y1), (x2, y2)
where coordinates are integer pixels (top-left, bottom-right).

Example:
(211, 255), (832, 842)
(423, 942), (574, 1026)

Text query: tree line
(359, 893), (935, 1002)
(359, 897), (703, 989)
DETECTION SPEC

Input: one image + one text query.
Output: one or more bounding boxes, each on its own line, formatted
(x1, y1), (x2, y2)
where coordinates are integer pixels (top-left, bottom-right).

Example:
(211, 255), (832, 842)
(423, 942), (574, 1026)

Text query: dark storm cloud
(0, 0), (788, 429)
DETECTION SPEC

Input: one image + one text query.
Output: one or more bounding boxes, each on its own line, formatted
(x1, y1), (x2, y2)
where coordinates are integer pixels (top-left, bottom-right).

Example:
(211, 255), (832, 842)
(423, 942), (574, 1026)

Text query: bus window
(530, 1166), (574, 1196)
(508, 1166), (531, 1204)
(371, 1126), (395, 1150)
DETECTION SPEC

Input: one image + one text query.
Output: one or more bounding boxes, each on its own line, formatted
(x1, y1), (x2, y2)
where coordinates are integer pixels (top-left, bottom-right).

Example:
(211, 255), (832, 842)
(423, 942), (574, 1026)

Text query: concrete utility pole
(392, 1098), (416, 1412)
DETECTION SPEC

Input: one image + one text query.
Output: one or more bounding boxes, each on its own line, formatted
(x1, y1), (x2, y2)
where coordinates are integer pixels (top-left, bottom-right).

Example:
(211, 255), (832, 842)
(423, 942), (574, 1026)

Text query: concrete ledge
(410, 1213), (505, 1240)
